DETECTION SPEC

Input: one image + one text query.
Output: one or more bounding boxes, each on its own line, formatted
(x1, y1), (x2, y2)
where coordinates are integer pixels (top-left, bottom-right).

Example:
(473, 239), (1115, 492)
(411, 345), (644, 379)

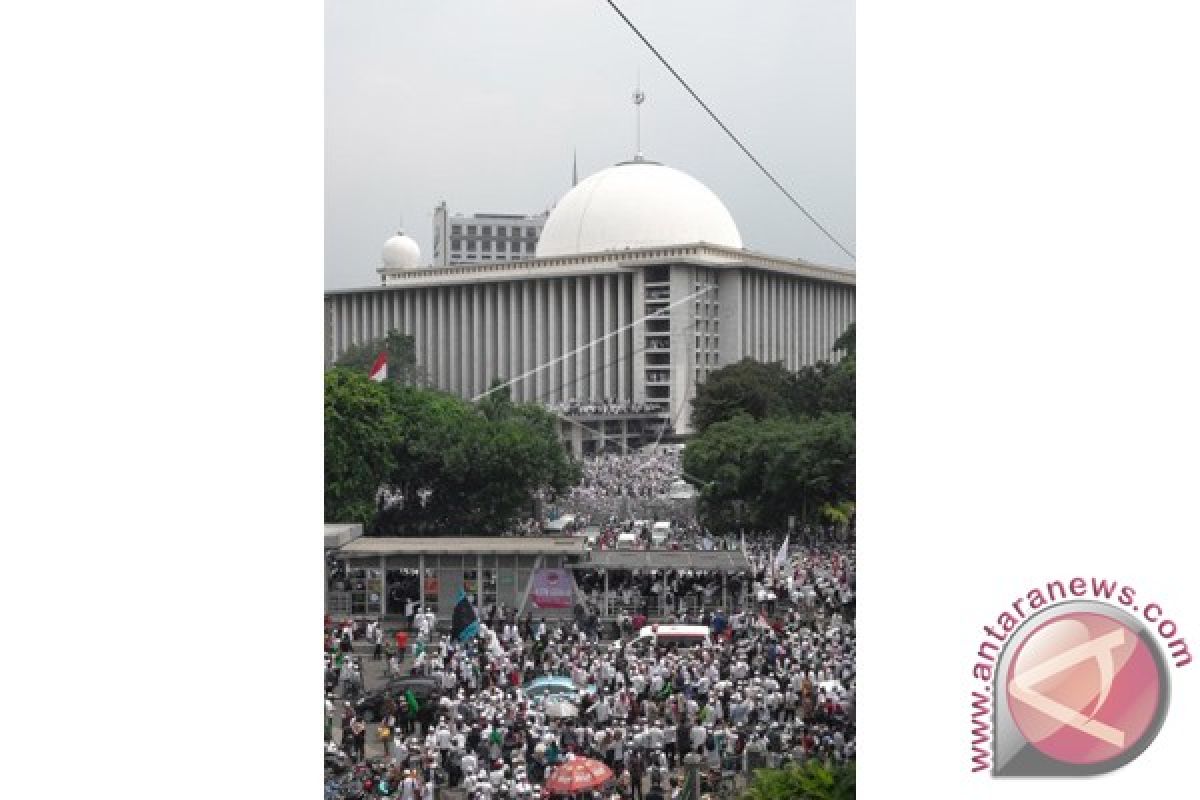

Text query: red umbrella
(544, 757), (614, 796)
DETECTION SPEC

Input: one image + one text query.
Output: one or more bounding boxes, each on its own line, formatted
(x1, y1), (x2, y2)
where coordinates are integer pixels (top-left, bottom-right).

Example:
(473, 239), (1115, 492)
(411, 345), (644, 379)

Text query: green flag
(405, 689), (420, 714)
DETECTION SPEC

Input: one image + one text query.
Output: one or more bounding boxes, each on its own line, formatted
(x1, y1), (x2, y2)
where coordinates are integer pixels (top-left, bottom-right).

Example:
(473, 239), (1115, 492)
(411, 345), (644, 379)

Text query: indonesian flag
(369, 351), (387, 382)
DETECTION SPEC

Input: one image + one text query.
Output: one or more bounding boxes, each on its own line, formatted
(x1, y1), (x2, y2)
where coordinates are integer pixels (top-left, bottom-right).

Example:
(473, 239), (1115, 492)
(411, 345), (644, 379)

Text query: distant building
(329, 154), (855, 452)
(431, 202), (549, 267)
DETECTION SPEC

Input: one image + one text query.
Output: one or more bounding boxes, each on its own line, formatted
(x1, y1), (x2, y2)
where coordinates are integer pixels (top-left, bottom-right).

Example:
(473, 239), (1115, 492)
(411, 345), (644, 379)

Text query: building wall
(328, 257), (855, 439)
(327, 274), (638, 407)
(433, 207), (548, 267)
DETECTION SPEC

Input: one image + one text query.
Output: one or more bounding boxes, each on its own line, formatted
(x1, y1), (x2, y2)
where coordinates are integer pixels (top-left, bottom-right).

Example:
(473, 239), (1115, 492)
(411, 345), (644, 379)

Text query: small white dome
(382, 231), (421, 269)
(536, 159), (742, 258)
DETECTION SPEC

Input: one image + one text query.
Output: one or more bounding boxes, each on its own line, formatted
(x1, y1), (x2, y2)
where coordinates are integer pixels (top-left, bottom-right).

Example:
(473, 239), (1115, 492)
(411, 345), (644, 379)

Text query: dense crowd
(325, 535), (856, 800)
(542, 401), (662, 417)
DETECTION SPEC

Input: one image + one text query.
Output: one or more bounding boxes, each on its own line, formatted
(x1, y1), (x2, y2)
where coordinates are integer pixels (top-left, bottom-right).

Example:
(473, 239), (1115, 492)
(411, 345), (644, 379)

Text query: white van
(651, 521), (671, 547)
(616, 532), (638, 550)
(629, 624), (711, 651)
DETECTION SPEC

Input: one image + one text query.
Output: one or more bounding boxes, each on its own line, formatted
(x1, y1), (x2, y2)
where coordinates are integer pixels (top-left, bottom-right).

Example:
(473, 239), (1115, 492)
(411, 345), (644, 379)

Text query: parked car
(354, 676), (441, 723)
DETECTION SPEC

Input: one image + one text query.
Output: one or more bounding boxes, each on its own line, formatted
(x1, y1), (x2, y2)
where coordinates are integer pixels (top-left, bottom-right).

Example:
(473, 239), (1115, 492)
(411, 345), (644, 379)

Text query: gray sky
(326, 0), (854, 289)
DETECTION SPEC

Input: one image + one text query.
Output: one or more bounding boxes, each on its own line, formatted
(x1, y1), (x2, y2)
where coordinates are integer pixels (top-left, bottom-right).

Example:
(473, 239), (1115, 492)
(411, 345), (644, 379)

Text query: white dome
(536, 160), (743, 258)
(382, 231), (421, 269)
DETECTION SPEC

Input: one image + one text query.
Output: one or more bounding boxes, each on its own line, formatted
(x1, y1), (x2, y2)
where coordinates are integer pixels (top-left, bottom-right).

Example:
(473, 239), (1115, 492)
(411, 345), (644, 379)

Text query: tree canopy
(324, 368), (580, 534)
(324, 368), (398, 527)
(741, 761), (855, 800)
(689, 359), (796, 432)
(334, 329), (424, 386)
(684, 322), (855, 530)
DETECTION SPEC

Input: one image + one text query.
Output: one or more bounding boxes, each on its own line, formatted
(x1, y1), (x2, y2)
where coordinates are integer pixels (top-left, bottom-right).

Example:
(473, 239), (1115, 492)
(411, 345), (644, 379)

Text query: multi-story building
(327, 155), (855, 453)
(431, 202), (549, 267)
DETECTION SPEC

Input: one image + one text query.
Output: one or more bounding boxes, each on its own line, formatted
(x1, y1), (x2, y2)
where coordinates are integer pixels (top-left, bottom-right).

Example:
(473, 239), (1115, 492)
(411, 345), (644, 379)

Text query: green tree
(690, 358), (795, 432)
(324, 368), (397, 525)
(477, 378), (515, 421)
(684, 412), (854, 531)
(367, 386), (579, 536)
(334, 329), (424, 385)
(742, 761), (855, 800)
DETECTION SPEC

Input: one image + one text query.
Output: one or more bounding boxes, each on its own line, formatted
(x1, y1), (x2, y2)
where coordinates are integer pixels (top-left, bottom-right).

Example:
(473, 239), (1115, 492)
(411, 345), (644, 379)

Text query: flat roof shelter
(328, 536), (588, 622)
(575, 548), (753, 619)
(327, 530), (753, 624)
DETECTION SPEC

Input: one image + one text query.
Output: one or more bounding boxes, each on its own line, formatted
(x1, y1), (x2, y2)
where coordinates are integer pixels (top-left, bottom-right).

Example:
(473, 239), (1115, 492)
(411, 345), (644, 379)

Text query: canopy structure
(544, 757), (613, 795)
(574, 549), (752, 619)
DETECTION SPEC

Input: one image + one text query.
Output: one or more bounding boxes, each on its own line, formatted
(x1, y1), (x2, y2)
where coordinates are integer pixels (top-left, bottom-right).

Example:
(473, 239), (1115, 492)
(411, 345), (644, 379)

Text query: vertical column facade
(547, 279), (560, 404)
(617, 273), (630, 402)
(560, 279), (572, 405)
(589, 275), (601, 403)
(522, 281), (534, 403)
(574, 277), (588, 402)
(473, 284), (485, 395)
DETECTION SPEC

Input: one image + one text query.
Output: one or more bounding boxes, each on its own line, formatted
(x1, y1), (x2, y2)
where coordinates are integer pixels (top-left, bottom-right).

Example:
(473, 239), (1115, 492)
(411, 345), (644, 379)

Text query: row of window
(696, 351), (721, 366)
(452, 239), (537, 253)
(695, 335), (720, 350)
(451, 224), (539, 237)
(448, 254), (525, 262)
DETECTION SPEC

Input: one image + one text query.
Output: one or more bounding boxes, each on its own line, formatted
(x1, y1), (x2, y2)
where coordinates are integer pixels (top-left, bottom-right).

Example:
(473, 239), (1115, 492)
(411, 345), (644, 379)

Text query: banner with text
(529, 568), (574, 609)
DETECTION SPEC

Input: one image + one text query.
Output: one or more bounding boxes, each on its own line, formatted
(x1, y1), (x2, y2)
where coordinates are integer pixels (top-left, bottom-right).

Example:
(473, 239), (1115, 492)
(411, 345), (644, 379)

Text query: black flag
(451, 588), (479, 642)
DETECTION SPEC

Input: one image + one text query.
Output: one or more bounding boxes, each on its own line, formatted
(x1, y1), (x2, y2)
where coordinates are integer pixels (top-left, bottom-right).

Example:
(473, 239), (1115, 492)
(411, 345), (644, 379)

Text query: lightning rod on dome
(632, 72), (645, 162)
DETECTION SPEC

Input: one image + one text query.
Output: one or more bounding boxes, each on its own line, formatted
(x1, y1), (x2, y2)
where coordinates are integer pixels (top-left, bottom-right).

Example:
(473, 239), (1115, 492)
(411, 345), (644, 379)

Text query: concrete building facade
(330, 157), (855, 452)
(431, 202), (549, 267)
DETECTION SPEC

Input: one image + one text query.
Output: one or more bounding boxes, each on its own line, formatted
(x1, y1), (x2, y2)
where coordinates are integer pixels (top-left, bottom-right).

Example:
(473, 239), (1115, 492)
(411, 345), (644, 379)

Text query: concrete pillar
(574, 277), (587, 403)
(669, 265), (692, 432)
(592, 277), (604, 402)
(508, 283), (518, 381)
(438, 289), (450, 389)
(561, 278), (572, 404)
(494, 284), (506, 384)
(533, 280), (545, 402)
(459, 287), (471, 397)
(522, 281), (534, 403)
(548, 279), (560, 404)
(570, 421), (583, 458)
(618, 274), (629, 402)
(631, 269), (646, 404)
(601, 274), (612, 400)
(330, 297), (340, 362)
(380, 555), (388, 617)
(473, 283), (485, 395)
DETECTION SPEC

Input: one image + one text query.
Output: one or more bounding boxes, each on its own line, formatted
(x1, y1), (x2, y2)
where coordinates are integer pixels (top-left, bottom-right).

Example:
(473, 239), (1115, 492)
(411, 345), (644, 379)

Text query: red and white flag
(369, 352), (388, 382)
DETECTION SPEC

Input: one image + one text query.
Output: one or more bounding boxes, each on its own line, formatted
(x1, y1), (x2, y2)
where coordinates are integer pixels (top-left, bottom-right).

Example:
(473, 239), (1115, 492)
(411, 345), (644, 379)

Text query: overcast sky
(325, 0), (854, 289)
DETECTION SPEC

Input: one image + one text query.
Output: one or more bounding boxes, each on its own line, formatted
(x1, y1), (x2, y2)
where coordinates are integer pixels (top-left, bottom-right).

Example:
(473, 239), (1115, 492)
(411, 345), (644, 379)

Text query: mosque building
(324, 152), (854, 454)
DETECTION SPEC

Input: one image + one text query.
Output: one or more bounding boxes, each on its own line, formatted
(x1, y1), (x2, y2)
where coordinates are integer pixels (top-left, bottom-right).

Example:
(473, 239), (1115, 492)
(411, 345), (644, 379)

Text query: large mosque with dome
(324, 154), (854, 452)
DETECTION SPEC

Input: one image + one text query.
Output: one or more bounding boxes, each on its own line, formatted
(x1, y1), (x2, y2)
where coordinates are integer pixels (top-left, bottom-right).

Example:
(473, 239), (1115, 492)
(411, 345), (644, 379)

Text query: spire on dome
(632, 74), (645, 161)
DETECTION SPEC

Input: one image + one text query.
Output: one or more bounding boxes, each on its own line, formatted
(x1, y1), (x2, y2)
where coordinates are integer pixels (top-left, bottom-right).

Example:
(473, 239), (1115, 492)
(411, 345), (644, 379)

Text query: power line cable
(603, 0), (856, 262)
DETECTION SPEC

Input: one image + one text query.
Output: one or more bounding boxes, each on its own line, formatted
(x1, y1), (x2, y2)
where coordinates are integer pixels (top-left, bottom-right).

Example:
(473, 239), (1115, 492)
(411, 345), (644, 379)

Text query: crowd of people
(326, 442), (856, 799)
(542, 401), (663, 417)
(324, 533), (856, 800)
(548, 450), (690, 524)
